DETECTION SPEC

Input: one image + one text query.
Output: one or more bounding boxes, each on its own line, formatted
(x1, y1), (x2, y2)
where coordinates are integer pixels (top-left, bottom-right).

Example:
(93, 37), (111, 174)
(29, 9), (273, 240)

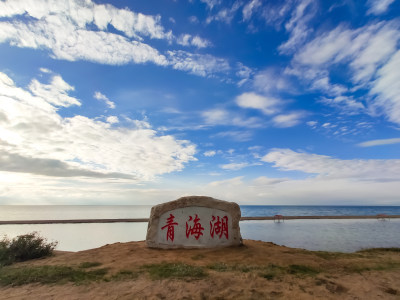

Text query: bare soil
(1, 240), (399, 299)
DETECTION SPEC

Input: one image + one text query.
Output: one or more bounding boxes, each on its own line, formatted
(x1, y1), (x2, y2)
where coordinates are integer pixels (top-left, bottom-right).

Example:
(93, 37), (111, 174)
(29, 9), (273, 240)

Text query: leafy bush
(0, 232), (58, 266)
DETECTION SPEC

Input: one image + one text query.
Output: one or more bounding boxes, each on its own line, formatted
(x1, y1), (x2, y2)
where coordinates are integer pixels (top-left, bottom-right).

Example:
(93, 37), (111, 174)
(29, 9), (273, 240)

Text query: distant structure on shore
(146, 196), (243, 249)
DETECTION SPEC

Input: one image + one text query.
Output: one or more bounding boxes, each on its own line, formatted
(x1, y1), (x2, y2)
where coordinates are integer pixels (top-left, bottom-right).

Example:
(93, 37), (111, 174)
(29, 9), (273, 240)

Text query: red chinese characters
(210, 215), (229, 239)
(161, 214), (178, 242)
(186, 214), (204, 240)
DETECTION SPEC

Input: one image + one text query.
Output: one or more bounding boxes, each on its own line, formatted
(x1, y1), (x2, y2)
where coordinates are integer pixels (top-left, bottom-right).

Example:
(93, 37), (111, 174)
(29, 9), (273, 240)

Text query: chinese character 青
(210, 215), (229, 239)
(186, 214), (204, 240)
(161, 214), (178, 242)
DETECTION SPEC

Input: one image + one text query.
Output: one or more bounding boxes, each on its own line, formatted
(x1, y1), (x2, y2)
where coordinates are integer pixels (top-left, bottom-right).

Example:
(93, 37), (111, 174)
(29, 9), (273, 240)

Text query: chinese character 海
(161, 214), (178, 242)
(210, 215), (229, 239)
(186, 214), (204, 240)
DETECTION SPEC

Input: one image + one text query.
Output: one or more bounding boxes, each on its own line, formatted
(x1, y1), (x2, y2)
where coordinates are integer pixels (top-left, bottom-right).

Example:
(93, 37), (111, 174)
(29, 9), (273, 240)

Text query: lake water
(1, 205), (399, 252)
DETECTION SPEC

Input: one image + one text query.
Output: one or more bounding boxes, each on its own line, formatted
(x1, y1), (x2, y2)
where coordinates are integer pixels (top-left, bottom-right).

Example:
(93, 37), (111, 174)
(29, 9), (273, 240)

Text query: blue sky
(1, 0), (400, 205)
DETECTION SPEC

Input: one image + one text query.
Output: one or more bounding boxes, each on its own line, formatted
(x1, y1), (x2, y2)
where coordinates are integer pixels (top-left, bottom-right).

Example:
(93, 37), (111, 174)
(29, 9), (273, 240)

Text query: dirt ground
(1, 240), (399, 299)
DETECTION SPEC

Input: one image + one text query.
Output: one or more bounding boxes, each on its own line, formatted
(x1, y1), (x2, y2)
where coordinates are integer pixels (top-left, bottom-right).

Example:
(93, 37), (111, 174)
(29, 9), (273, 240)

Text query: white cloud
(204, 150), (216, 157)
(0, 0), (168, 40)
(291, 20), (400, 124)
(219, 162), (250, 171)
(167, 51), (230, 77)
(236, 63), (253, 86)
(106, 116), (119, 124)
(310, 76), (348, 96)
(0, 71), (196, 181)
(252, 176), (289, 185)
(202, 108), (264, 128)
(0, 17), (168, 66)
(272, 112), (305, 128)
(358, 138), (400, 147)
(201, 0), (222, 10)
(29, 75), (80, 108)
(177, 34), (211, 48)
(369, 50), (400, 124)
(253, 68), (292, 95)
(242, 0), (262, 21)
(319, 96), (365, 115)
(262, 148), (400, 181)
(212, 130), (253, 142)
(366, 0), (396, 15)
(94, 91), (116, 109)
(235, 92), (281, 115)
(191, 35), (212, 48)
(0, 0), (228, 78)
(278, 0), (317, 54)
(306, 120), (317, 128)
(294, 21), (400, 84)
(206, 1), (242, 24)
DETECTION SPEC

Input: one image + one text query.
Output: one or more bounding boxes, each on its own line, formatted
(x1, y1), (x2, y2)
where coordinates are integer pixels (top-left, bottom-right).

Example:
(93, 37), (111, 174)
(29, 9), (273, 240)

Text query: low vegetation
(207, 262), (319, 279)
(0, 232), (57, 267)
(0, 265), (108, 286)
(142, 262), (207, 280)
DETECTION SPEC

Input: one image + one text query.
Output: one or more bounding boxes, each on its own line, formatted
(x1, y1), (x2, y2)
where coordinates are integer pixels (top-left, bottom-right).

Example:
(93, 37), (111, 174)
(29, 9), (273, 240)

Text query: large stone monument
(146, 196), (242, 249)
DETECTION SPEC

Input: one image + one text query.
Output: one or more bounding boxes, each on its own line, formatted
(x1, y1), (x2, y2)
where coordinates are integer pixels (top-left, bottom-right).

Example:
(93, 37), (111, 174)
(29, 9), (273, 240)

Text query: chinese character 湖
(210, 215), (229, 239)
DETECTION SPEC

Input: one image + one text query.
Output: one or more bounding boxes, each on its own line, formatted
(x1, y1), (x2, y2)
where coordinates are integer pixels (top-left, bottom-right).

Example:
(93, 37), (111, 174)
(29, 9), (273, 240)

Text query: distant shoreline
(1, 215), (399, 224)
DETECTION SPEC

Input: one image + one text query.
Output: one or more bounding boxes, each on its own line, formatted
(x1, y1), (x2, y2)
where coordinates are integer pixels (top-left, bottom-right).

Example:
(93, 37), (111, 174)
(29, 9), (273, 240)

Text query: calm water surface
(1, 205), (399, 252)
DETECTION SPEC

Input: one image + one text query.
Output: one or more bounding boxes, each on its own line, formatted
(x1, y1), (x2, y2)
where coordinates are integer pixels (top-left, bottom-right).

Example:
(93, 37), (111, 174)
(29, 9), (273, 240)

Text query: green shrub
(0, 232), (58, 266)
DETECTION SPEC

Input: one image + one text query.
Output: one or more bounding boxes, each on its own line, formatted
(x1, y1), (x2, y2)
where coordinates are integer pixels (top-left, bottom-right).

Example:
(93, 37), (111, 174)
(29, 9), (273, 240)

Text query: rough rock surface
(146, 196), (242, 249)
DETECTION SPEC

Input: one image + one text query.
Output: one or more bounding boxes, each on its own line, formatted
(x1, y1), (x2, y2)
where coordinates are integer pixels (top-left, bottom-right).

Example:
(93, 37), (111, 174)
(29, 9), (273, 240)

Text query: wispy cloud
(202, 108), (264, 128)
(94, 91), (116, 109)
(167, 51), (230, 77)
(212, 130), (254, 142)
(366, 0), (397, 15)
(278, 0), (318, 54)
(262, 148), (400, 181)
(290, 20), (400, 125)
(219, 162), (251, 171)
(272, 111), (306, 128)
(358, 138), (400, 147)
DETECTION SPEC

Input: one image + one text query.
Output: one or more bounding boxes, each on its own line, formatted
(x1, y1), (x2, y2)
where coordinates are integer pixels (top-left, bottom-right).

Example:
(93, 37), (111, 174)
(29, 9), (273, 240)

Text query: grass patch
(311, 251), (359, 260)
(143, 263), (207, 280)
(79, 262), (102, 269)
(345, 261), (400, 273)
(0, 265), (108, 286)
(0, 232), (57, 267)
(207, 263), (252, 273)
(207, 262), (230, 272)
(191, 254), (205, 261)
(288, 264), (319, 276)
(110, 269), (141, 281)
(358, 248), (400, 254)
(259, 264), (286, 280)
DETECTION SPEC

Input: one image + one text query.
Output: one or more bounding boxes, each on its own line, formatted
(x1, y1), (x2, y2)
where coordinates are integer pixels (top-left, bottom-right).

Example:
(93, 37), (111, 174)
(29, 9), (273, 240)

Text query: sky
(0, 0), (400, 206)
